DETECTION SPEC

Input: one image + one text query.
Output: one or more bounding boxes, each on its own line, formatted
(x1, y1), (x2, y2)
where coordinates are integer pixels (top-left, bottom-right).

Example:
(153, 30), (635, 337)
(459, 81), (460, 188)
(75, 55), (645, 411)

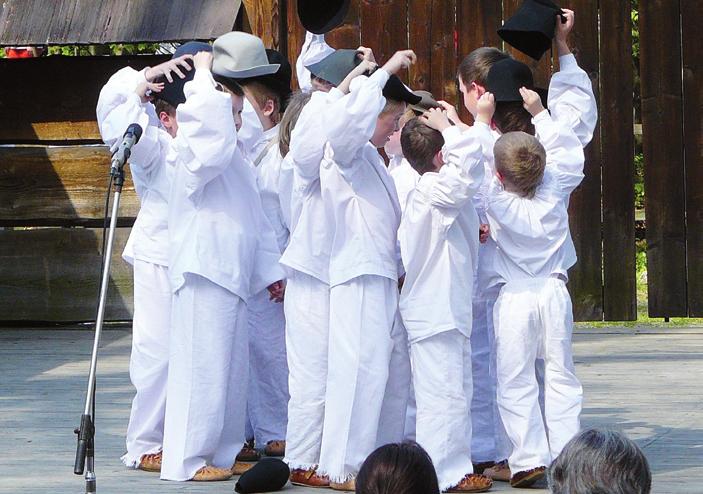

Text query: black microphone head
(125, 123), (143, 143)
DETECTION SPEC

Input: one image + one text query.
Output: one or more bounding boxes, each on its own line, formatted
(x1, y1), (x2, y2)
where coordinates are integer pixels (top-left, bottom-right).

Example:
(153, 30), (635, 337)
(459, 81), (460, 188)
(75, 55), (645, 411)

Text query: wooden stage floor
(1, 326), (702, 493)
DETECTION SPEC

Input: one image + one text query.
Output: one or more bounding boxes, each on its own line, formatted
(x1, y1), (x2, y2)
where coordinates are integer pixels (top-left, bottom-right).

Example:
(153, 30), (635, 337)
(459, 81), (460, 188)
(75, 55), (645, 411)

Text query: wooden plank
(285, 0), (307, 89)
(0, 146), (139, 226)
(0, 0), (241, 45)
(600, 1), (636, 321)
(360, 0), (408, 67)
(0, 228), (133, 321)
(407, 0), (433, 92)
(242, 0), (283, 50)
(429, 0), (457, 103)
(326, 0), (361, 50)
(682, 0), (703, 317)
(502, 0), (552, 88)
(0, 55), (168, 143)
(639, 0), (687, 317)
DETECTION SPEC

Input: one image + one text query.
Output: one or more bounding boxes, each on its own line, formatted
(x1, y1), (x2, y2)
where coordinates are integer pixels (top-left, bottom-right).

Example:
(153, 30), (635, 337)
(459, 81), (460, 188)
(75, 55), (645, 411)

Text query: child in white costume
(398, 97), (496, 493)
(161, 43), (284, 482)
(95, 43), (207, 473)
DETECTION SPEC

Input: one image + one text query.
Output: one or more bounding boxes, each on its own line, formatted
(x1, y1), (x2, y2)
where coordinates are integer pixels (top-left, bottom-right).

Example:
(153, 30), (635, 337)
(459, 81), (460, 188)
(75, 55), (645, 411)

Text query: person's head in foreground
(400, 117), (445, 175)
(548, 429), (652, 494)
(356, 441), (440, 494)
(494, 130), (546, 199)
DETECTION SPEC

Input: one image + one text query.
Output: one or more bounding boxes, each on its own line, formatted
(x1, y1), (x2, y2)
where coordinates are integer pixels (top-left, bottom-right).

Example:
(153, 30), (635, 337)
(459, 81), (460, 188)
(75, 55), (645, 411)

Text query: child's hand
(382, 50), (417, 75)
(479, 223), (490, 244)
(267, 280), (285, 303)
(192, 51), (214, 71)
(338, 59), (378, 94)
(555, 9), (574, 56)
(437, 101), (471, 130)
(135, 81), (164, 104)
(356, 46), (376, 63)
(145, 54), (193, 83)
(421, 108), (451, 133)
(520, 87), (544, 117)
(475, 92), (495, 125)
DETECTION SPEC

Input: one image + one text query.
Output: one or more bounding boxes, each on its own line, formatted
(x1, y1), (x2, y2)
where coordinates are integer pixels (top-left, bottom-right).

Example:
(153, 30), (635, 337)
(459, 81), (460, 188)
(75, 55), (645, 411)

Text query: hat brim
(298, 0), (350, 34)
(216, 63), (281, 79)
(494, 86), (549, 108)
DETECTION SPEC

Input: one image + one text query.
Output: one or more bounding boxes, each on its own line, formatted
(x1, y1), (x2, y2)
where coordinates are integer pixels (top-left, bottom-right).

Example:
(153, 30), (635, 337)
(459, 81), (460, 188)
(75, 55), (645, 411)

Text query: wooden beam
(242, 0), (283, 50)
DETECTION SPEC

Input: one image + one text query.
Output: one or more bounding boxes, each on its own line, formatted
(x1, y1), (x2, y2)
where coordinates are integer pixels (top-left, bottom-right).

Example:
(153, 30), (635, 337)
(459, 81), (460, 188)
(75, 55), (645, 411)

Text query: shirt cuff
(370, 68), (391, 88)
(328, 87), (345, 101)
(558, 53), (577, 70)
(532, 109), (550, 124)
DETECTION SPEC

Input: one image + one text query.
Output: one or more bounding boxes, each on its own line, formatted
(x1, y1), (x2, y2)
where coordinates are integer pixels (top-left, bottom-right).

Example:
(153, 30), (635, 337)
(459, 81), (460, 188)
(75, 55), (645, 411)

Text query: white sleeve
(250, 203), (287, 293)
(237, 98), (265, 160)
(173, 68), (238, 197)
(296, 32), (335, 92)
(257, 149), (290, 252)
(428, 125), (486, 209)
(324, 69), (390, 169)
(533, 110), (585, 196)
(547, 54), (598, 147)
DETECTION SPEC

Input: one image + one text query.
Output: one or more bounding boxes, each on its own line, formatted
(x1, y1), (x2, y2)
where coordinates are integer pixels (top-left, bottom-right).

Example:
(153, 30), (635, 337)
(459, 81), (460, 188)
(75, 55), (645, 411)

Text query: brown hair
(152, 97), (176, 118)
(240, 80), (283, 120)
(356, 442), (440, 494)
(278, 90), (312, 157)
(457, 47), (510, 87)
(212, 74), (245, 97)
(400, 117), (445, 175)
(493, 101), (535, 135)
(494, 131), (546, 199)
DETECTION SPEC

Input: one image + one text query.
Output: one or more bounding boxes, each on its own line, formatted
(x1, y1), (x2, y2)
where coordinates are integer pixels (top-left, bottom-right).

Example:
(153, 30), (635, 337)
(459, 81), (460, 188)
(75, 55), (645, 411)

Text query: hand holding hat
(382, 50), (417, 75)
(519, 87), (545, 117)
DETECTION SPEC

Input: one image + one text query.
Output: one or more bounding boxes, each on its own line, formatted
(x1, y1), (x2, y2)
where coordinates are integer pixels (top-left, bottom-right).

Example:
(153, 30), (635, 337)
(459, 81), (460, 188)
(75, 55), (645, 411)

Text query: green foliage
(634, 152), (644, 210)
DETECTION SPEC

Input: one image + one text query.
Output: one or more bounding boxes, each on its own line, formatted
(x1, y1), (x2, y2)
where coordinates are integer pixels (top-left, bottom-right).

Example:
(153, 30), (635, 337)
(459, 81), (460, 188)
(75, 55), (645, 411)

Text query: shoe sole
(138, 465), (161, 473)
(510, 469), (545, 488)
(290, 481), (329, 488)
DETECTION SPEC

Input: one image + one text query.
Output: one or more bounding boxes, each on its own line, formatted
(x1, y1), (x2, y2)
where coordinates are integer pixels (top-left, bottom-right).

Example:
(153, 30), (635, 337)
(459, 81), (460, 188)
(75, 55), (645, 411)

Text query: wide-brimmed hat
(298, 0), (350, 34)
(383, 75), (422, 105)
(409, 90), (440, 114)
(306, 49), (361, 86)
(485, 58), (548, 106)
(498, 0), (565, 61)
(212, 31), (280, 79)
(158, 41), (212, 107)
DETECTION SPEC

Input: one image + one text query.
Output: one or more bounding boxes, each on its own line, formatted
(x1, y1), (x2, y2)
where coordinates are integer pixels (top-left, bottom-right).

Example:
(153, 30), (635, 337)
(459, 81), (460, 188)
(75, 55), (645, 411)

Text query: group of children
(96, 6), (596, 492)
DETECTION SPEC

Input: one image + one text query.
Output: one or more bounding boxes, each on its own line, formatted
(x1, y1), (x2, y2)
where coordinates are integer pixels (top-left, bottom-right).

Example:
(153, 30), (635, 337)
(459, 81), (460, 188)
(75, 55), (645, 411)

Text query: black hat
(158, 41), (213, 107)
(383, 75), (422, 105)
(298, 0), (350, 34)
(498, 0), (565, 61)
(306, 49), (361, 87)
(235, 458), (290, 494)
(485, 58), (548, 106)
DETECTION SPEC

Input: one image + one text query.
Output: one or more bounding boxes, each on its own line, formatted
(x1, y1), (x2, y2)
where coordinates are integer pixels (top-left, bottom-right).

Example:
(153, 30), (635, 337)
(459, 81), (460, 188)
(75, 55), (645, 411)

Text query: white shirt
(388, 155), (420, 214)
(295, 31), (335, 92)
(96, 66), (173, 267)
(399, 125), (485, 343)
(485, 111), (585, 283)
(168, 68), (283, 300)
(320, 69), (404, 286)
(237, 97), (265, 161)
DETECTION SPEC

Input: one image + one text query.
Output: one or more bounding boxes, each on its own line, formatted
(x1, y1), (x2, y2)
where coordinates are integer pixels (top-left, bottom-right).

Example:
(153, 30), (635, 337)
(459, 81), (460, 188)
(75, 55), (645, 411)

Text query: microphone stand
(74, 153), (128, 494)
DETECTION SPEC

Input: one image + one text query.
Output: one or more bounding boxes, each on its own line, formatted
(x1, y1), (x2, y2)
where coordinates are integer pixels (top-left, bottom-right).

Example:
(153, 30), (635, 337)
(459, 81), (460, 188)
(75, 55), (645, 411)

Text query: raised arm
(296, 32), (335, 92)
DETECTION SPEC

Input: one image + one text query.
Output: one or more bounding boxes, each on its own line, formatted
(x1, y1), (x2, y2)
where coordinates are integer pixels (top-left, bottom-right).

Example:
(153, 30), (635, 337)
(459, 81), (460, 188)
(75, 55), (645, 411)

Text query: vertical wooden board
(360, 0), (408, 67)
(456, 0), (503, 122)
(408, 0), (433, 91)
(682, 0), (703, 316)
(326, 0), (362, 49)
(639, 0), (687, 317)
(429, 0), (457, 102)
(600, 1), (636, 321)
(242, 0), (283, 50)
(502, 0), (553, 88)
(285, 0), (307, 89)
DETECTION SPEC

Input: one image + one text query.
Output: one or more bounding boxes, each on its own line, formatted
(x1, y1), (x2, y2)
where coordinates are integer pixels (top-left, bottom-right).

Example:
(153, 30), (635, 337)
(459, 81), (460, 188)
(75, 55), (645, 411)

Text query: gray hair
(548, 429), (651, 494)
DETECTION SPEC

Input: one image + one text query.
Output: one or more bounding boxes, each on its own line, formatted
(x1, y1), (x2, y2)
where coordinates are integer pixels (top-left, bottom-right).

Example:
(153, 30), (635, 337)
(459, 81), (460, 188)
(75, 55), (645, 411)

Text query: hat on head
(212, 31), (280, 79)
(157, 41), (212, 107)
(235, 458), (290, 494)
(306, 49), (361, 87)
(298, 0), (350, 34)
(498, 0), (565, 61)
(485, 58), (548, 106)
(237, 49), (293, 104)
(409, 90), (440, 114)
(383, 75), (422, 105)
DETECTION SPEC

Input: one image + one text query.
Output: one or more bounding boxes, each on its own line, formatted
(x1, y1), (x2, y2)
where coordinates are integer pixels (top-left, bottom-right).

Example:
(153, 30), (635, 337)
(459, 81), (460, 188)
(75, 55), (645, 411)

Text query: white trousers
(411, 330), (473, 490)
(122, 260), (171, 467)
(376, 310), (412, 447)
(246, 288), (289, 446)
(470, 285), (511, 463)
(161, 274), (249, 481)
(283, 271), (330, 469)
(493, 278), (582, 473)
(319, 275), (396, 482)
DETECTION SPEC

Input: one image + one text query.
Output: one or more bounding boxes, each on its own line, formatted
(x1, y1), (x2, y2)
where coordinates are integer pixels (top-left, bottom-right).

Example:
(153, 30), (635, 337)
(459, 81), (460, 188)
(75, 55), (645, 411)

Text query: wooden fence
(0, 0), (700, 322)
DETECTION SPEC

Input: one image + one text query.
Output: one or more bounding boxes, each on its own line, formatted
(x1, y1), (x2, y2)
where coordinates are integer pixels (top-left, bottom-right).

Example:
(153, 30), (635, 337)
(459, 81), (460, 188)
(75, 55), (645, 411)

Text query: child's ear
(472, 82), (486, 97)
(263, 98), (276, 118)
(432, 150), (444, 171)
(496, 170), (504, 183)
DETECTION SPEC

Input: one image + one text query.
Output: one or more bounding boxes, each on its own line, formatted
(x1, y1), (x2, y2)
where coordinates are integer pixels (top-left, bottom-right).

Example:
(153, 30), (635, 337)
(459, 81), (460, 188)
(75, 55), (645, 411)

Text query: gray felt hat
(212, 32), (280, 79)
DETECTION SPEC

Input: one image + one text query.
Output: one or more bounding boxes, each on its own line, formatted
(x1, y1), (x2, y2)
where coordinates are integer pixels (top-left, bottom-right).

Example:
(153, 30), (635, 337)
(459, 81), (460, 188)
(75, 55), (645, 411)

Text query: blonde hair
(278, 90), (312, 157)
(241, 80), (283, 124)
(494, 131), (546, 199)
(381, 98), (407, 116)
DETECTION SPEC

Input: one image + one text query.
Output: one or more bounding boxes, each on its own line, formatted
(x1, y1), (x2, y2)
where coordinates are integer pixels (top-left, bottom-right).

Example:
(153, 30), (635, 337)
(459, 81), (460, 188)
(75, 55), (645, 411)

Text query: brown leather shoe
(510, 466), (546, 488)
(484, 460), (511, 482)
(330, 477), (356, 491)
(231, 461), (256, 475)
(446, 473), (493, 492)
(264, 439), (286, 457)
(192, 465), (233, 481)
(236, 440), (261, 462)
(290, 468), (330, 487)
(472, 461), (495, 475)
(137, 451), (162, 472)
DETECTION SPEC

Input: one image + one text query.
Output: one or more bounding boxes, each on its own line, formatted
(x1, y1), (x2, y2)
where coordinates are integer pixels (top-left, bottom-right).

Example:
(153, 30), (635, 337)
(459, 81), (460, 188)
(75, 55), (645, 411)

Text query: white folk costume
(246, 125), (290, 449)
(399, 125), (486, 489)
(295, 31), (335, 92)
(96, 66), (174, 468)
(482, 111), (585, 474)
(388, 154), (420, 214)
(316, 69), (404, 482)
(280, 87), (344, 470)
(161, 67), (283, 481)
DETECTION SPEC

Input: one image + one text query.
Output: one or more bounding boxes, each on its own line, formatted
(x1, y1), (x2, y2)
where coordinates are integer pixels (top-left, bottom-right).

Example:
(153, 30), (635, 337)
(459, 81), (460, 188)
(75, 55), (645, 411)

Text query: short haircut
(152, 97), (176, 118)
(549, 429), (652, 494)
(381, 98), (407, 117)
(240, 80), (282, 117)
(278, 90), (312, 157)
(356, 441), (440, 494)
(212, 74), (245, 97)
(493, 101), (535, 135)
(457, 47), (511, 86)
(400, 117), (445, 175)
(494, 131), (546, 199)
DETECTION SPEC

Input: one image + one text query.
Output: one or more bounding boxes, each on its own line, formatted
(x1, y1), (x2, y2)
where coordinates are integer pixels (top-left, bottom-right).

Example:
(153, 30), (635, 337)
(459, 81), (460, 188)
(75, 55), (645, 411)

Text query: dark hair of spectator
(356, 441), (440, 494)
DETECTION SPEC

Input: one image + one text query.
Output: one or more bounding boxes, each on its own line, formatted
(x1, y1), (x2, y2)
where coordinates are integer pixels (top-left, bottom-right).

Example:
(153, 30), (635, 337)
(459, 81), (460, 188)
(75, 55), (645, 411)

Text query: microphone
(110, 123), (143, 172)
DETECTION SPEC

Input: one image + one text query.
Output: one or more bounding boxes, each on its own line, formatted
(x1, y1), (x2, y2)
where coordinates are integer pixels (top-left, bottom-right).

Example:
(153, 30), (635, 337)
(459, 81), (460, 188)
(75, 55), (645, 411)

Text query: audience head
(494, 131), (546, 199)
(457, 47), (510, 117)
(548, 429), (652, 494)
(278, 90), (313, 157)
(400, 117), (445, 175)
(356, 441), (440, 494)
